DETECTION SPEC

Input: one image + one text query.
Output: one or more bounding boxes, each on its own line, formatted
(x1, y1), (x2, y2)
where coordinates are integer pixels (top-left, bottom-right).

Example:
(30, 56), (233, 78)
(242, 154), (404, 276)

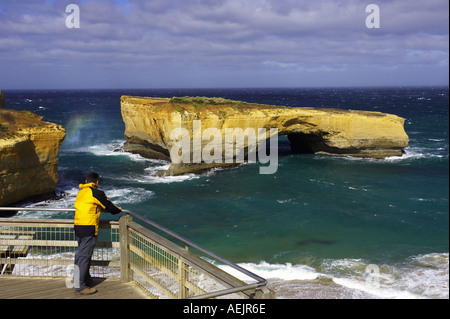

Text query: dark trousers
(74, 235), (97, 291)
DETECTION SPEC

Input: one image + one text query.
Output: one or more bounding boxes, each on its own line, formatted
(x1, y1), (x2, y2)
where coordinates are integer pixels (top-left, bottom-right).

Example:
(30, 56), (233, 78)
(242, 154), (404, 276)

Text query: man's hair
(86, 172), (100, 183)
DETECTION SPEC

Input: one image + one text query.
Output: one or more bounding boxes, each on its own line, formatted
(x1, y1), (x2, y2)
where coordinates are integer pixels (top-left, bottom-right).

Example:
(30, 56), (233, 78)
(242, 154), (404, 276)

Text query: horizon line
(2, 84), (449, 92)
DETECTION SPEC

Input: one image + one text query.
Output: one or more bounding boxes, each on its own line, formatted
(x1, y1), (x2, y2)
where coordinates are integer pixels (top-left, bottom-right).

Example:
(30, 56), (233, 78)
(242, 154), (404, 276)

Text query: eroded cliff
(121, 96), (409, 175)
(0, 108), (66, 206)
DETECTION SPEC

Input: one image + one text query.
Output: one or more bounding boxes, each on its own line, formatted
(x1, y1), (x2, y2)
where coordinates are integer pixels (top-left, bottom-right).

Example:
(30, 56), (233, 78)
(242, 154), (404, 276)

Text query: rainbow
(64, 113), (97, 146)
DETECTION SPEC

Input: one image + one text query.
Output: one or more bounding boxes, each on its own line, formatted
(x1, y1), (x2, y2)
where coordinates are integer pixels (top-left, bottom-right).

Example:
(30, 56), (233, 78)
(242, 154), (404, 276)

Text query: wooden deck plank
(0, 277), (151, 299)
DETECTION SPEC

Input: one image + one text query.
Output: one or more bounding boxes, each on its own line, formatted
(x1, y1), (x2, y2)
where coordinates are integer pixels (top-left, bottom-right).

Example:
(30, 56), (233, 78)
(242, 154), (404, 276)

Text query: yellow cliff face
(0, 109), (66, 206)
(121, 96), (409, 175)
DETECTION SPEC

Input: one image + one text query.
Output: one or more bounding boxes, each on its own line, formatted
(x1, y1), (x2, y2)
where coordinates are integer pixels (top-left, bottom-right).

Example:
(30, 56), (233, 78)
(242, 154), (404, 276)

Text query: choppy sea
(4, 87), (449, 299)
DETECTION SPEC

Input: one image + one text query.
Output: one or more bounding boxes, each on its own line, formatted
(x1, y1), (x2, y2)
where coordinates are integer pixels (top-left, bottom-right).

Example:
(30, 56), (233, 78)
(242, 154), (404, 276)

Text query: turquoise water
(5, 87), (449, 298)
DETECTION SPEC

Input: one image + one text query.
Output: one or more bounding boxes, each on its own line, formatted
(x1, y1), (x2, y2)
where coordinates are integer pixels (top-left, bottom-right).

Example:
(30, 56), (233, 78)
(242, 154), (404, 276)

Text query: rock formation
(121, 96), (409, 175)
(0, 108), (66, 206)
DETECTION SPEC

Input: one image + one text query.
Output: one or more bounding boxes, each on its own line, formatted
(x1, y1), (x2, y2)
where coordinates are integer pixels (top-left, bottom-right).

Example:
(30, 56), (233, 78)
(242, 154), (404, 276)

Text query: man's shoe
(74, 287), (97, 296)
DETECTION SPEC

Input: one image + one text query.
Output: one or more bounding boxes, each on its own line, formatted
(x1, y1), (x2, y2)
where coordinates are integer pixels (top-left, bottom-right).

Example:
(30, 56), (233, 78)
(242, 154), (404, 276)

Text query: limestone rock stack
(0, 107), (66, 206)
(121, 96), (409, 175)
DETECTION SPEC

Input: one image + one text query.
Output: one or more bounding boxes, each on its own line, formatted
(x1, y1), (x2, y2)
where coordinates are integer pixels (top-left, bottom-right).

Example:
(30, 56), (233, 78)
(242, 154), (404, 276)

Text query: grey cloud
(0, 0), (448, 89)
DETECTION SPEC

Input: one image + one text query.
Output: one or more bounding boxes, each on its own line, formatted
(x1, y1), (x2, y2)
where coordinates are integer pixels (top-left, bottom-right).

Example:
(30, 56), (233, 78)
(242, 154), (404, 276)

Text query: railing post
(119, 215), (132, 282)
(178, 258), (189, 298)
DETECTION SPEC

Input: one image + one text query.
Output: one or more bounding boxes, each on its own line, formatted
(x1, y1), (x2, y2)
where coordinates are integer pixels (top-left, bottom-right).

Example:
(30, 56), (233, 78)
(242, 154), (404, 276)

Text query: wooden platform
(0, 277), (151, 299)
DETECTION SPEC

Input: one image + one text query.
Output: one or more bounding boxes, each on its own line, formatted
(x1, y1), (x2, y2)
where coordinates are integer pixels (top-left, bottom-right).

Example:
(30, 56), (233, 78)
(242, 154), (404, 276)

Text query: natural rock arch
(121, 96), (409, 175)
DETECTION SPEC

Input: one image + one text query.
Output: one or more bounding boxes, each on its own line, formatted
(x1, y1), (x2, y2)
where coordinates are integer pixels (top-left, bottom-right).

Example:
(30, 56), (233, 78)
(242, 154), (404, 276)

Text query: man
(73, 172), (122, 295)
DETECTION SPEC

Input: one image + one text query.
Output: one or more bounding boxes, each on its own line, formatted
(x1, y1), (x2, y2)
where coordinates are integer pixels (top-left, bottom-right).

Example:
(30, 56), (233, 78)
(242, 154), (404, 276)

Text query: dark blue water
(4, 87), (449, 298)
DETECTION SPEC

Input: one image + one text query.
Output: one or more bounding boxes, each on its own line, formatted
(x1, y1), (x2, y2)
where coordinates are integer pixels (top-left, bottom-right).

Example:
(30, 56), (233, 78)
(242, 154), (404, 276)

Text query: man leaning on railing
(73, 172), (122, 296)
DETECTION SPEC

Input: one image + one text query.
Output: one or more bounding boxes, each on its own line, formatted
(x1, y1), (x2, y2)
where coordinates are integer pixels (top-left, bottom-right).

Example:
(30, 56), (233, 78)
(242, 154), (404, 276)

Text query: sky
(0, 0), (448, 89)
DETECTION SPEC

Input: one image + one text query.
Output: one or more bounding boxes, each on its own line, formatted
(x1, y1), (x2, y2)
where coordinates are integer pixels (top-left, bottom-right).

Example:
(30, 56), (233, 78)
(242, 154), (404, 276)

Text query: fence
(0, 207), (274, 299)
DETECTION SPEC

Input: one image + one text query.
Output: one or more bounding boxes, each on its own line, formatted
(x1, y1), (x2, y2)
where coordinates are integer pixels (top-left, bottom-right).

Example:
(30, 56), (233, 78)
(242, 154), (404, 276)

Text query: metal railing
(0, 207), (273, 299)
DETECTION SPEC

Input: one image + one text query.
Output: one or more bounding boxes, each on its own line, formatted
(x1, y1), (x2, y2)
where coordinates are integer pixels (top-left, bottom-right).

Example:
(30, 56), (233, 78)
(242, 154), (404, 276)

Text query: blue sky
(0, 0), (448, 89)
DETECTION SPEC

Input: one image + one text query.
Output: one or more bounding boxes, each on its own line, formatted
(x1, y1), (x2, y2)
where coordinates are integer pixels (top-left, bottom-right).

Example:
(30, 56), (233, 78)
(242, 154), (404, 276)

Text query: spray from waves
(61, 140), (125, 156)
(14, 187), (80, 219)
(65, 140), (161, 167)
(217, 253), (449, 299)
(14, 186), (154, 220)
(140, 166), (200, 184)
(218, 261), (319, 282)
(384, 146), (447, 162)
(63, 113), (98, 147)
(84, 141), (131, 157)
(101, 187), (154, 205)
(328, 253), (449, 299)
(332, 146), (447, 164)
(66, 139), (201, 184)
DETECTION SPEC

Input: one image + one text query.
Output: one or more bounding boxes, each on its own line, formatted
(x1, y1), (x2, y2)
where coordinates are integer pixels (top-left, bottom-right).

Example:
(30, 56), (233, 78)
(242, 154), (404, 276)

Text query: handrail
(122, 209), (268, 299)
(0, 207), (76, 212)
(0, 207), (268, 299)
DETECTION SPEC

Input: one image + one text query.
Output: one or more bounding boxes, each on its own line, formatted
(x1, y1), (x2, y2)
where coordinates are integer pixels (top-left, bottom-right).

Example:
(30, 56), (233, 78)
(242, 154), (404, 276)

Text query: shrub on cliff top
(0, 90), (5, 108)
(170, 96), (232, 105)
(169, 96), (285, 111)
(0, 123), (15, 138)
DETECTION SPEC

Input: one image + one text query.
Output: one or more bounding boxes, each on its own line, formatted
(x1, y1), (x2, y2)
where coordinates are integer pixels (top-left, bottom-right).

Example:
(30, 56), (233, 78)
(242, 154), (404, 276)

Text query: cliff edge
(0, 107), (66, 207)
(121, 96), (409, 175)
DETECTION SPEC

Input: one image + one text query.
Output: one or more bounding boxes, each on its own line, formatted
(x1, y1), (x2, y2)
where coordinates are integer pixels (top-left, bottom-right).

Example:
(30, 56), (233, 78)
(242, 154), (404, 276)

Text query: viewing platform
(0, 208), (274, 299)
(0, 277), (148, 299)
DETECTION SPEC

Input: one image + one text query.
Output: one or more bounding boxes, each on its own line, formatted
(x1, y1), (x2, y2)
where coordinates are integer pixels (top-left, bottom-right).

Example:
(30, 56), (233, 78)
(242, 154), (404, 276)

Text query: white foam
(135, 166), (200, 184)
(216, 253), (449, 299)
(64, 140), (147, 161)
(218, 261), (318, 282)
(103, 187), (154, 205)
(277, 199), (295, 204)
(333, 146), (446, 163)
(332, 277), (421, 299)
(384, 146), (446, 162)
(70, 140), (141, 159)
(15, 187), (79, 219)
(404, 253), (449, 298)
(84, 142), (125, 157)
(13, 185), (154, 219)
(64, 140), (202, 184)
(322, 254), (449, 299)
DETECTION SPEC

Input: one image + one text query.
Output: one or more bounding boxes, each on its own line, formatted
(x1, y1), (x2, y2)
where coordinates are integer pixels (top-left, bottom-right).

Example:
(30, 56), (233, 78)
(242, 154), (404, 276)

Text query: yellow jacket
(74, 182), (122, 236)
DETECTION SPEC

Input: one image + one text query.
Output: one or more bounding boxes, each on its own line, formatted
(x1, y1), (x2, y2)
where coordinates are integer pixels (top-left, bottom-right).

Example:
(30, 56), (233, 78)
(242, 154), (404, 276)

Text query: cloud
(0, 0), (448, 89)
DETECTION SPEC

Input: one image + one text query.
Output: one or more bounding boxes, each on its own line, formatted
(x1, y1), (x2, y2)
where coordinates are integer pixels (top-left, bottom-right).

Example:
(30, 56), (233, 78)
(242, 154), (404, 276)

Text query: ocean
(4, 87), (449, 299)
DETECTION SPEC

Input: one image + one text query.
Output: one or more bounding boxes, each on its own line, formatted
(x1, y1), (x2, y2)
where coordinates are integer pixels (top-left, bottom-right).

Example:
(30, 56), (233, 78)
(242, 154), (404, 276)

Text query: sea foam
(218, 253), (449, 299)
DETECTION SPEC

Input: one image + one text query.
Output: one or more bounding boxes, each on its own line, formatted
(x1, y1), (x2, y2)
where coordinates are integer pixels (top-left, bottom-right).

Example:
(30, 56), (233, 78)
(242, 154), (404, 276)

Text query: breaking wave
(218, 253), (449, 299)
